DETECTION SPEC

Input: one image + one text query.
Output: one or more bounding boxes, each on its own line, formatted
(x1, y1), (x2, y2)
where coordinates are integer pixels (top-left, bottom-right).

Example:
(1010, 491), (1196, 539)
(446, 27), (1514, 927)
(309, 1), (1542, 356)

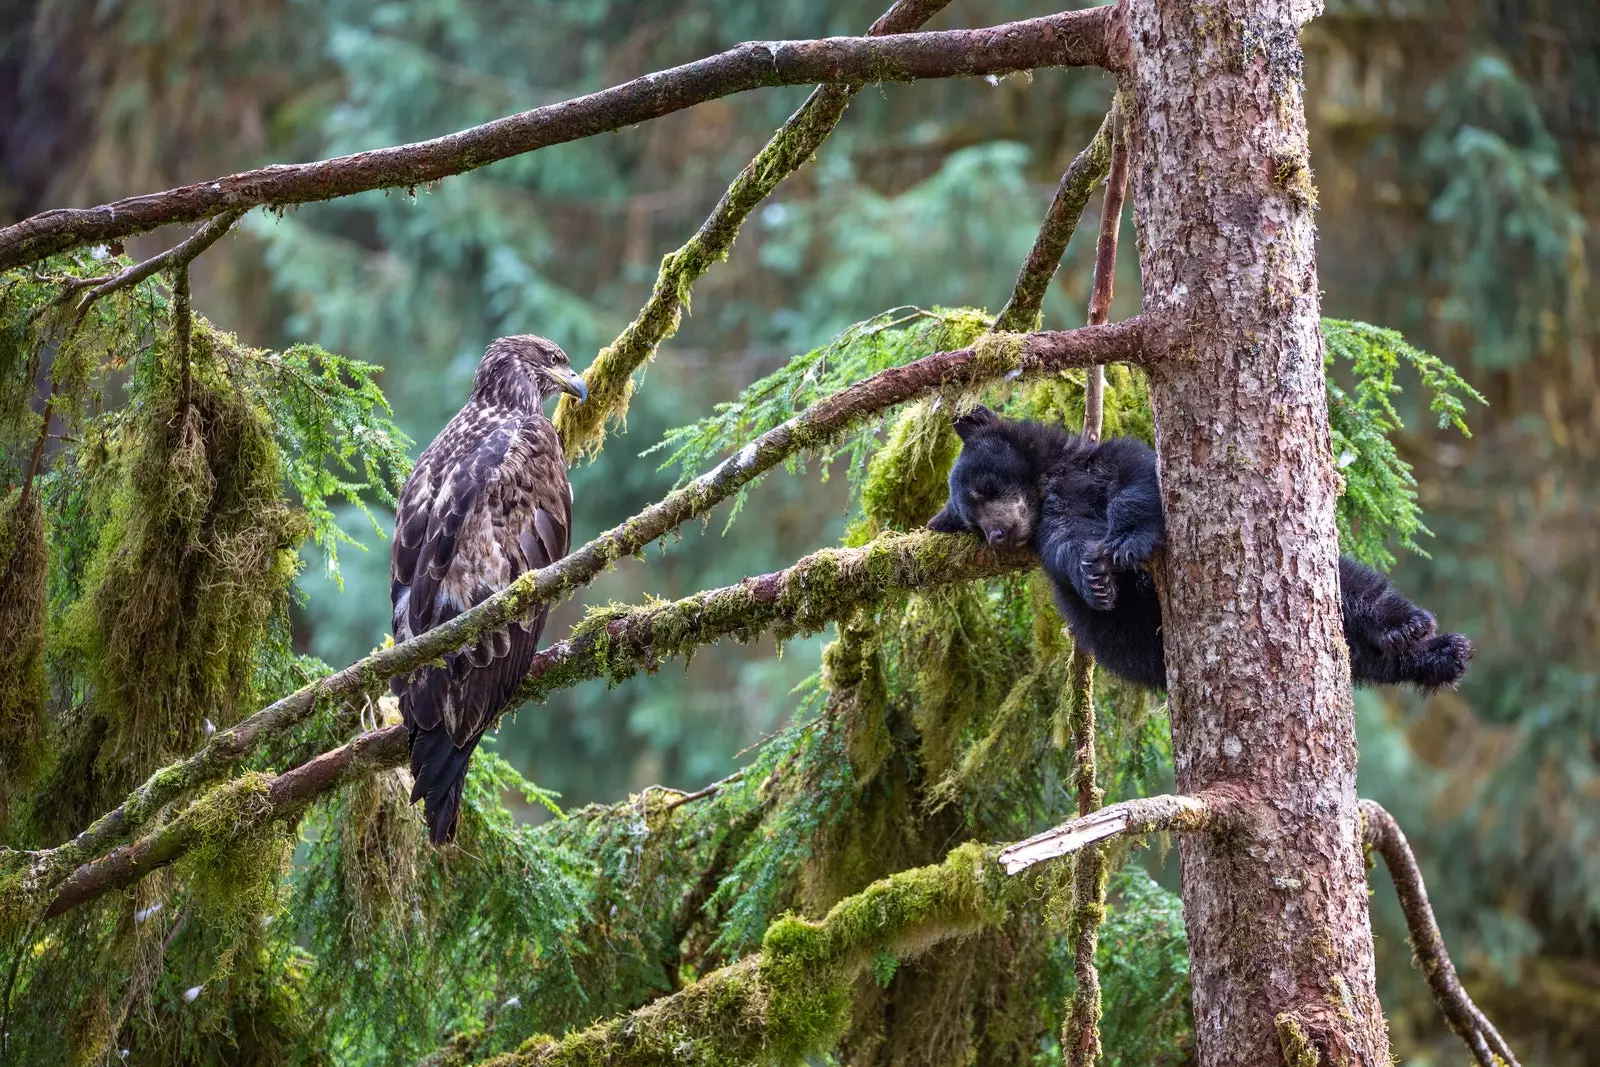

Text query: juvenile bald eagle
(390, 335), (586, 844)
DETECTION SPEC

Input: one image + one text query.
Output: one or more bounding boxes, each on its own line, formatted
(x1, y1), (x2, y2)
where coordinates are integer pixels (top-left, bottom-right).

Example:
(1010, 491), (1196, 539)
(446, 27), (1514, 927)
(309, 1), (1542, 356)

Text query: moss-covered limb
(34, 533), (1032, 923)
(997, 792), (1219, 876)
(0, 488), (48, 823)
(1058, 646), (1106, 1067)
(12, 316), (1154, 910)
(992, 110), (1114, 334)
(0, 9), (1117, 272)
(479, 842), (1017, 1067)
(555, 0), (954, 461)
(72, 210), (244, 324)
(1359, 800), (1521, 1067)
(38, 726), (407, 921)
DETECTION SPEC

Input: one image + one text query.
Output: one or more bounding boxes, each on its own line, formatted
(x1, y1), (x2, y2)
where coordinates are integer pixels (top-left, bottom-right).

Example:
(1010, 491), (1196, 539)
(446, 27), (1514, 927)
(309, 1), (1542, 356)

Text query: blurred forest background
(2, 0), (1595, 1062)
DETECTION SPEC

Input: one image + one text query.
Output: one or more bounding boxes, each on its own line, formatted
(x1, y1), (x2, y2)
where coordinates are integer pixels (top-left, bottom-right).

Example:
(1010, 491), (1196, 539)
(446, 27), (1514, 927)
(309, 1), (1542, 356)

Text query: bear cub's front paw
(1079, 544), (1117, 611)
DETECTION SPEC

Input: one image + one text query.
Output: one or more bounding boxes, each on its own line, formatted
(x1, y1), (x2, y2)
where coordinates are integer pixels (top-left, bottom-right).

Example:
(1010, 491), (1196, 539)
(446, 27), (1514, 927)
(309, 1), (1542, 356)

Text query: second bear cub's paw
(1377, 606), (1438, 657)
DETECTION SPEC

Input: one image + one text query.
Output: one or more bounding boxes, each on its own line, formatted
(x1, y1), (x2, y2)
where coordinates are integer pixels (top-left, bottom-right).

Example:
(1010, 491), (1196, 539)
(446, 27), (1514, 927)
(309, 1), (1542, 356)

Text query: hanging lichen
(57, 320), (311, 814)
(0, 487), (49, 828)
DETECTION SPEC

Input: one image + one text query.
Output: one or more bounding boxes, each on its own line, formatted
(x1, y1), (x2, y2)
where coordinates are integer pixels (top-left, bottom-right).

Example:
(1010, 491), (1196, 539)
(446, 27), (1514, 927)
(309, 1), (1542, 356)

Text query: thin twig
(1080, 92), (1130, 444)
(556, 0), (956, 460)
(1062, 646), (1105, 1067)
(662, 770), (746, 812)
(171, 265), (194, 420)
(1360, 800), (1521, 1067)
(73, 210), (244, 325)
(0, 8), (1119, 271)
(5, 315), (1158, 920)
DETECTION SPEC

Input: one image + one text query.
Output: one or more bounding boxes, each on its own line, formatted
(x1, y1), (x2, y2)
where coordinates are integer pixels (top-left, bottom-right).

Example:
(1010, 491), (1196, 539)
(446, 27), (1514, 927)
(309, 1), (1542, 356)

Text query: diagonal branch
(555, 0), (955, 460)
(6, 314), (1156, 916)
(992, 109), (1114, 333)
(72, 210), (245, 324)
(0, 8), (1118, 271)
(1360, 800), (1522, 1067)
(39, 531), (1034, 920)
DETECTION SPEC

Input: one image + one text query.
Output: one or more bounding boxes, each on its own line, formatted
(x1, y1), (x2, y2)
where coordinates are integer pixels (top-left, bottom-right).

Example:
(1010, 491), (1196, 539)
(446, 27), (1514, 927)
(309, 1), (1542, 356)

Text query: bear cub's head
(926, 405), (1040, 549)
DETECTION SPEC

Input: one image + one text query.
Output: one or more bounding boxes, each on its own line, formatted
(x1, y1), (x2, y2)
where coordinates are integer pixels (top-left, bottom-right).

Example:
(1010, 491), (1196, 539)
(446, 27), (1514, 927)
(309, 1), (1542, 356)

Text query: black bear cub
(926, 406), (1472, 693)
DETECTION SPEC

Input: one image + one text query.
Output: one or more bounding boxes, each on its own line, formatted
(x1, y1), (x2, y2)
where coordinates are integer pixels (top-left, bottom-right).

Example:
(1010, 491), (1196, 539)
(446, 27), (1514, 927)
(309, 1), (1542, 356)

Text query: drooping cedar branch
(0, 7), (1118, 272)
(554, 0), (955, 460)
(1060, 91), (1129, 1067)
(5, 315), (1154, 917)
(1360, 801), (1522, 1067)
(40, 530), (1032, 919)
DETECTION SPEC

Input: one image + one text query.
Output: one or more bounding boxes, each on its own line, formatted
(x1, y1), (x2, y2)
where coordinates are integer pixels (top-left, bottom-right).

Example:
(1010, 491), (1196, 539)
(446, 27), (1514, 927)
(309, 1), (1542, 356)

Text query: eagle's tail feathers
(408, 725), (479, 846)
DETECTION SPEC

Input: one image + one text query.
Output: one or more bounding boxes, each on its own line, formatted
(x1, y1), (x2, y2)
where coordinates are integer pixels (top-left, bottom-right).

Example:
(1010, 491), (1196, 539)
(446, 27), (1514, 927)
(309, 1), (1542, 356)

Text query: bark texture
(1124, 0), (1390, 1063)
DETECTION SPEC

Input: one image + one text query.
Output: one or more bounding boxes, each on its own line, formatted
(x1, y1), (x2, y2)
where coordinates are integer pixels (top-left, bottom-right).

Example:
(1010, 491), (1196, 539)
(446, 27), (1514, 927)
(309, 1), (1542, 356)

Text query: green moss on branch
(484, 843), (1015, 1067)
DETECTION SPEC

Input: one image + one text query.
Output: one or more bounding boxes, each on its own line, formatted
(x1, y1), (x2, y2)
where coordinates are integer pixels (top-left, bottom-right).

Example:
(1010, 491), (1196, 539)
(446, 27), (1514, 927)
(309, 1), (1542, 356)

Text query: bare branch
(0, 8), (1116, 271)
(992, 110), (1114, 333)
(40, 530), (1034, 919)
(72, 210), (244, 323)
(998, 793), (1214, 875)
(1360, 800), (1522, 1067)
(555, 0), (956, 460)
(5, 314), (1156, 918)
(1080, 92), (1130, 443)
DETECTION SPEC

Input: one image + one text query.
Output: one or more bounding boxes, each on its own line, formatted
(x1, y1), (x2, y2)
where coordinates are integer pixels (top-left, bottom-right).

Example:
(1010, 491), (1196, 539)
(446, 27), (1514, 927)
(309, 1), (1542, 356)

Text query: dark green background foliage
(0, 0), (1595, 1063)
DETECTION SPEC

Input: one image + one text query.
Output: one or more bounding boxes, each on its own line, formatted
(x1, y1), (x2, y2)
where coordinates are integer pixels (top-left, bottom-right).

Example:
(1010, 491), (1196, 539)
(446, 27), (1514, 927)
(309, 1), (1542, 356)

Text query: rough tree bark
(1123, 0), (1389, 1064)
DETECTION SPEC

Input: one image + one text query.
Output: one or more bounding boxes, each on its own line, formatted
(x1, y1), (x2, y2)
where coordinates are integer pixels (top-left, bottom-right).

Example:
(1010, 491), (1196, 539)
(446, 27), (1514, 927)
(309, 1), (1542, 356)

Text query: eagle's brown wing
(390, 407), (570, 843)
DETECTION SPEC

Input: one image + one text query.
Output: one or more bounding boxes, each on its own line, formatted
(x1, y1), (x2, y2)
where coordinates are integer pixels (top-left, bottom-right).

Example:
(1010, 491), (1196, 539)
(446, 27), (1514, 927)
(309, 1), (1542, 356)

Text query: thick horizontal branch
(553, 0), (954, 460)
(997, 793), (1217, 875)
(0, 7), (1115, 271)
(9, 313), (1155, 914)
(1360, 800), (1521, 1067)
(39, 531), (1034, 919)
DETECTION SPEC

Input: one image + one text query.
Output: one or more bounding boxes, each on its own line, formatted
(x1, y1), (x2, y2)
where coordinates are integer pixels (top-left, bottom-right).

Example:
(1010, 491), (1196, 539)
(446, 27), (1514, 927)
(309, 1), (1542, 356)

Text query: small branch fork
(0, 7), (1120, 272)
(1361, 800), (1521, 1067)
(73, 210), (244, 325)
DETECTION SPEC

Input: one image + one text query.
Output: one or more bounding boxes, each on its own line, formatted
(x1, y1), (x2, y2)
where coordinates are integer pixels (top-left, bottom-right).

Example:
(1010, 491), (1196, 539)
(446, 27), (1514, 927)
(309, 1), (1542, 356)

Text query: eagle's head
(471, 334), (588, 411)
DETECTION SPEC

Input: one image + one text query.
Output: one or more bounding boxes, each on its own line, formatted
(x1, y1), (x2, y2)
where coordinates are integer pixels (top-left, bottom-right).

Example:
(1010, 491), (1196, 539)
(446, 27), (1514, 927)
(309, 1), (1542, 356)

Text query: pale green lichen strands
(0, 488), (48, 827)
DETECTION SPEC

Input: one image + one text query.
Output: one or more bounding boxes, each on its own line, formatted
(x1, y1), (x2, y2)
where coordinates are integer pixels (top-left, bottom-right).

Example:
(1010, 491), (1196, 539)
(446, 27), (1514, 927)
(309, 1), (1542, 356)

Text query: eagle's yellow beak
(554, 366), (588, 403)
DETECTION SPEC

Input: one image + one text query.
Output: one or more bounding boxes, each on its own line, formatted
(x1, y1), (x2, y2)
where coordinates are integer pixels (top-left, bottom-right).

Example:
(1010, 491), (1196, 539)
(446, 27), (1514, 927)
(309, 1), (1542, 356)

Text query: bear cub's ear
(927, 503), (965, 533)
(950, 404), (999, 441)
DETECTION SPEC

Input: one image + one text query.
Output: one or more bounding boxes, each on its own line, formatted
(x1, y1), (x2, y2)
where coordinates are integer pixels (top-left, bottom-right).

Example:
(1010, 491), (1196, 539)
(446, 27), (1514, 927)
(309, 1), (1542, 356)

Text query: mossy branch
(0, 8), (1118, 271)
(34, 531), (1036, 921)
(554, 0), (955, 461)
(7, 315), (1155, 918)
(475, 842), (1019, 1067)
(992, 109), (1114, 334)
(1360, 800), (1521, 1067)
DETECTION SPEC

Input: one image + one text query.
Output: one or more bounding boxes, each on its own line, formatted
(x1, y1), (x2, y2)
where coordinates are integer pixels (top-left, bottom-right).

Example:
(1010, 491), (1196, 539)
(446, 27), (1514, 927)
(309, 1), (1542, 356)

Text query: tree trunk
(1121, 1), (1391, 1064)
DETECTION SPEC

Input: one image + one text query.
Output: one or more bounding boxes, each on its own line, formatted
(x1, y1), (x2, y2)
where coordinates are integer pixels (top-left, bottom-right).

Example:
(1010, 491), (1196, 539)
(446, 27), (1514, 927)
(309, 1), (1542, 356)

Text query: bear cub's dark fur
(927, 406), (1473, 693)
